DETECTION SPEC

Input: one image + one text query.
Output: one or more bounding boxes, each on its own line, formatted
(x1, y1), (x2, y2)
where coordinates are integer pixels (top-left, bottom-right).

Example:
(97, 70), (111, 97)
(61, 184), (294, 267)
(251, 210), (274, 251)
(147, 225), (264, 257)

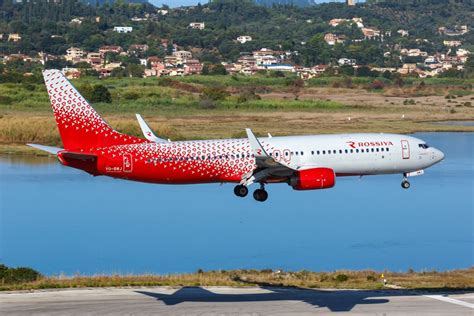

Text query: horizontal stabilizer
(135, 114), (168, 143)
(27, 144), (63, 155)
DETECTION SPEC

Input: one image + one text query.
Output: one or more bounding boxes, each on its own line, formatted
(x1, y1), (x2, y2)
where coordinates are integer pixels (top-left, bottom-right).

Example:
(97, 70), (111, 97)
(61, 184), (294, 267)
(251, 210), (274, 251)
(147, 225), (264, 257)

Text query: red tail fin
(43, 69), (146, 150)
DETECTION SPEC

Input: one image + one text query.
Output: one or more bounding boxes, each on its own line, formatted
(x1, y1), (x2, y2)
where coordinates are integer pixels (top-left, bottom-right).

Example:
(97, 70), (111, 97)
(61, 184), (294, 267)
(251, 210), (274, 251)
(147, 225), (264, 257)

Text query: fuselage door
(401, 140), (410, 159)
(123, 153), (133, 172)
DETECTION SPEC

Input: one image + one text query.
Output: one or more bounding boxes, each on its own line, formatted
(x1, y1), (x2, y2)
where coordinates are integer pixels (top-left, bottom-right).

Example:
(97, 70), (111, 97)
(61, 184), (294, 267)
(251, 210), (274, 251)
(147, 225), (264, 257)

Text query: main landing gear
(401, 174), (410, 189)
(234, 183), (268, 202)
(234, 184), (248, 197)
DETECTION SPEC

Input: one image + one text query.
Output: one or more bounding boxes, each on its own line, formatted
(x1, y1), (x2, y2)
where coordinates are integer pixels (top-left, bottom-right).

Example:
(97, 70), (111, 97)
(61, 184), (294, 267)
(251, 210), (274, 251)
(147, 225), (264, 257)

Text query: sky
(149, 0), (345, 8)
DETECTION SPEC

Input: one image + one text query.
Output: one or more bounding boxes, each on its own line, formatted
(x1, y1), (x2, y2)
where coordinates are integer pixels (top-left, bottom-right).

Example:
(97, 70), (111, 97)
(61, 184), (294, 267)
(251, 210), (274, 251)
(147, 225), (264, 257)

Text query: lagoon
(0, 133), (472, 276)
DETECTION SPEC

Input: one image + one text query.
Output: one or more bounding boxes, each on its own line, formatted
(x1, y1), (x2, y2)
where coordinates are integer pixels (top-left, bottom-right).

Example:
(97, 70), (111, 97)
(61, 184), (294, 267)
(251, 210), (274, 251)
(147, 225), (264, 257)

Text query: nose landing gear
(401, 174), (410, 189)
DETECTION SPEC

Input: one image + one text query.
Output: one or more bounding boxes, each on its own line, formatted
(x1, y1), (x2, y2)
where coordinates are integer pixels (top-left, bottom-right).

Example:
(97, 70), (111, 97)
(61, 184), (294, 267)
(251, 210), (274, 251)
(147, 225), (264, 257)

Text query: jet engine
(289, 168), (336, 190)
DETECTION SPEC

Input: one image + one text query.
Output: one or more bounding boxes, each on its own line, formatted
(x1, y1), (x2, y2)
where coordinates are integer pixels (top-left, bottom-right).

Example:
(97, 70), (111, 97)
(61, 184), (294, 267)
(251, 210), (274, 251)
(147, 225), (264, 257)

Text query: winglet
(245, 128), (269, 159)
(27, 144), (63, 155)
(135, 114), (168, 143)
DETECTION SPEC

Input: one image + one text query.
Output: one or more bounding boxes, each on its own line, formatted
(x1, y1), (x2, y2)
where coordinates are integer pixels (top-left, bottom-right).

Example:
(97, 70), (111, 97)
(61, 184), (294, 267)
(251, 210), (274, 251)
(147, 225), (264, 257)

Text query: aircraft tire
(234, 185), (249, 197)
(401, 180), (410, 189)
(253, 189), (268, 202)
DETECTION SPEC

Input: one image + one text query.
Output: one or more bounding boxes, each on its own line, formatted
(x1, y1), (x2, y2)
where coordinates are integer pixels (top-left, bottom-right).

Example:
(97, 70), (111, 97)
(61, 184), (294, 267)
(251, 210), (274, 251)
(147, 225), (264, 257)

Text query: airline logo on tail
(43, 69), (146, 150)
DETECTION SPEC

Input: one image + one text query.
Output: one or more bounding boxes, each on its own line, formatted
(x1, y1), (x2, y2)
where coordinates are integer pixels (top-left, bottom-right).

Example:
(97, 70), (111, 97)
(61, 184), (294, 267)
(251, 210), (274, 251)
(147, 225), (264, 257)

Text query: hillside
(0, 0), (471, 66)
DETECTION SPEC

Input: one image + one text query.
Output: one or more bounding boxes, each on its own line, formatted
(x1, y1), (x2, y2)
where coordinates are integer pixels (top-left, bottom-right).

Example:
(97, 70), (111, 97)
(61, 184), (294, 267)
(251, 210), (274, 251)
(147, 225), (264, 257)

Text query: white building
(70, 18), (82, 25)
(236, 36), (252, 44)
(456, 49), (470, 57)
(338, 58), (356, 66)
(113, 26), (133, 33)
(265, 64), (295, 72)
(443, 40), (462, 47)
(189, 22), (205, 30)
(65, 47), (86, 61)
(397, 29), (409, 37)
(172, 50), (192, 62)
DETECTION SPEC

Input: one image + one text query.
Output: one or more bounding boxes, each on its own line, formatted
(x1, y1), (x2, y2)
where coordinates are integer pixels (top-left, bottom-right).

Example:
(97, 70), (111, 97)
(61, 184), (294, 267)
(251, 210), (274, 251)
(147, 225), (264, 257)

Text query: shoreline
(1, 268), (473, 292)
(1, 126), (473, 157)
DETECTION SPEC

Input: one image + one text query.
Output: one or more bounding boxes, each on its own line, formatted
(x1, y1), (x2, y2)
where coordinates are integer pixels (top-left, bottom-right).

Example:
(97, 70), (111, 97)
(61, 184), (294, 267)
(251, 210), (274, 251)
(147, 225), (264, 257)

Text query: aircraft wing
(135, 114), (169, 143)
(242, 128), (296, 186)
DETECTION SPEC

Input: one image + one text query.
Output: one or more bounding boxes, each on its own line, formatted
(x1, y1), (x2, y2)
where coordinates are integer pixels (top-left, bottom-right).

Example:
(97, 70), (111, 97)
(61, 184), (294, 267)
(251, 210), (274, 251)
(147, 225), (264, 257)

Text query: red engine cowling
(290, 168), (336, 190)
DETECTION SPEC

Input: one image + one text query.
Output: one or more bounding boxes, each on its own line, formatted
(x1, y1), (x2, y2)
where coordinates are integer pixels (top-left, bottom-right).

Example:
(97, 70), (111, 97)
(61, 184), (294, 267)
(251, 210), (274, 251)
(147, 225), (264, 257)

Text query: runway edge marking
(423, 294), (474, 309)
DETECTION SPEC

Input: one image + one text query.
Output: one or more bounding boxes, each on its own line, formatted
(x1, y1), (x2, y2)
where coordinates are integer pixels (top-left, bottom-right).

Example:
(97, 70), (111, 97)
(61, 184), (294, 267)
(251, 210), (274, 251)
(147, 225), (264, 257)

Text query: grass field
(0, 75), (473, 154)
(1, 268), (473, 292)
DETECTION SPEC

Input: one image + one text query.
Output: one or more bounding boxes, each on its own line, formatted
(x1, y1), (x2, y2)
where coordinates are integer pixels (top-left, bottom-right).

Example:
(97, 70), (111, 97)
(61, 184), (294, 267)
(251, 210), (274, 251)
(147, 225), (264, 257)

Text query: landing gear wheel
(234, 185), (249, 197)
(253, 189), (268, 202)
(401, 180), (410, 189)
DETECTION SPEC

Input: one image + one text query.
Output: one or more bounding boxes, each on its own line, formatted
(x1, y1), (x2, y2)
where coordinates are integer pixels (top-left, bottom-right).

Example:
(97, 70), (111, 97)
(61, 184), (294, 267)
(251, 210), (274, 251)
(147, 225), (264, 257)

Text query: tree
(209, 64), (227, 75)
(90, 85), (112, 103)
(463, 54), (474, 78)
(304, 34), (331, 66)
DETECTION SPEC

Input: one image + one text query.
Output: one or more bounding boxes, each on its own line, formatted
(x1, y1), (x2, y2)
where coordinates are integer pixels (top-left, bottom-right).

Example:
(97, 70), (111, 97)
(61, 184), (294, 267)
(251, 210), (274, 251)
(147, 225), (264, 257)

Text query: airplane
(28, 69), (445, 202)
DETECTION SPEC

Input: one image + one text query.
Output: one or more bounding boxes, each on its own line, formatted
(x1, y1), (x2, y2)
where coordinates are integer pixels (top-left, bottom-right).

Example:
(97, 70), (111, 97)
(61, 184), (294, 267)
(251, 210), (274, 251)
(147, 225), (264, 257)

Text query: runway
(1, 286), (473, 315)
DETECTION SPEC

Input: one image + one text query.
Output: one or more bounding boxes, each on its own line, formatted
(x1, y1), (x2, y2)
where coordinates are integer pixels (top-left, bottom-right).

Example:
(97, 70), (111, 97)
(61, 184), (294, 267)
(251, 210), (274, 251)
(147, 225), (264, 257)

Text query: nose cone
(434, 148), (445, 163)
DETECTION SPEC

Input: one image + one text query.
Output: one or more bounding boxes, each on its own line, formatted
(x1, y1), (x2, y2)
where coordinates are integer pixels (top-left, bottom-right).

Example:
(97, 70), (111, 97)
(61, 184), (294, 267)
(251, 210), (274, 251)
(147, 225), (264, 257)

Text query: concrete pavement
(1, 286), (473, 315)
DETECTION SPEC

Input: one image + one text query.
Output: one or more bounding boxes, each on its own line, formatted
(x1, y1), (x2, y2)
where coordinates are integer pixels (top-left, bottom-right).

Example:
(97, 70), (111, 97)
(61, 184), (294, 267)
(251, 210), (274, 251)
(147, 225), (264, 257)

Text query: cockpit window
(419, 143), (430, 149)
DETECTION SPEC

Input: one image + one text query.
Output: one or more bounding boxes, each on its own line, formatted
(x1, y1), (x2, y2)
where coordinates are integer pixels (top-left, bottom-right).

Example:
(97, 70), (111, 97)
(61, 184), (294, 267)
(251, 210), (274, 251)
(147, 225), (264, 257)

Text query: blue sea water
(0, 133), (472, 275)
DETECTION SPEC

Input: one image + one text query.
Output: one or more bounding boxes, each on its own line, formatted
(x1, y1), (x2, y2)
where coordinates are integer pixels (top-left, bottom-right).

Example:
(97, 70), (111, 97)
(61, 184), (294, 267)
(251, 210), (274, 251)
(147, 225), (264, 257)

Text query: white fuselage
(256, 133), (444, 176)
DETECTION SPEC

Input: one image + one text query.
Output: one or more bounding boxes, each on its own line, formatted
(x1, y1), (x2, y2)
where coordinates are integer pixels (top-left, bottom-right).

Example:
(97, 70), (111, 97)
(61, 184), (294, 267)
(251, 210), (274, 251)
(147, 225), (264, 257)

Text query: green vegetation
(0, 264), (42, 285)
(0, 74), (348, 114)
(1, 265), (473, 291)
(0, 73), (473, 153)
(0, 0), (472, 69)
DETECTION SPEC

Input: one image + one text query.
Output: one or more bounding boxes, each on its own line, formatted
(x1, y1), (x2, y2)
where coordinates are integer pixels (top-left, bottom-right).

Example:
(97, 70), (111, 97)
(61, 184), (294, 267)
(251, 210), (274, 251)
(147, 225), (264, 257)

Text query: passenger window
(350, 149), (354, 153)
(323, 150), (326, 154)
(301, 151), (304, 156)
(333, 150), (336, 154)
(371, 148), (375, 152)
(317, 151), (320, 155)
(295, 152), (298, 156)
(285, 152), (289, 156)
(339, 150), (342, 154)
(361, 149), (364, 153)
(356, 149), (359, 153)
(311, 151), (314, 155)
(386, 148), (389, 152)
(381, 148), (384, 152)
(345, 149), (348, 154)
(376, 148), (379, 152)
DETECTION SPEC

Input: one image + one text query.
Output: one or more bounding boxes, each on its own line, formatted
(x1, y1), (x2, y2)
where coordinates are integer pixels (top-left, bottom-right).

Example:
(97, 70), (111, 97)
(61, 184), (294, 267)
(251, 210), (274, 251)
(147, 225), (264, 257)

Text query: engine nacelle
(289, 168), (336, 190)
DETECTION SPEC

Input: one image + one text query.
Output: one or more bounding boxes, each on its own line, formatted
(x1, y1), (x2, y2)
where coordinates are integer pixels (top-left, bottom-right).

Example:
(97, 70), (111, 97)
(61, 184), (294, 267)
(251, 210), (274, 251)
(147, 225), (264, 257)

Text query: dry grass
(0, 77), (473, 154)
(0, 109), (473, 155)
(1, 268), (473, 292)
